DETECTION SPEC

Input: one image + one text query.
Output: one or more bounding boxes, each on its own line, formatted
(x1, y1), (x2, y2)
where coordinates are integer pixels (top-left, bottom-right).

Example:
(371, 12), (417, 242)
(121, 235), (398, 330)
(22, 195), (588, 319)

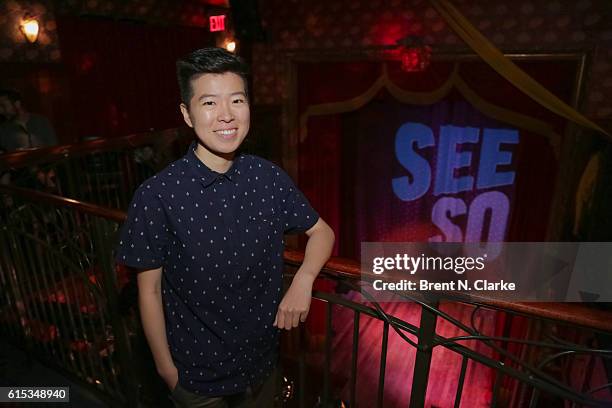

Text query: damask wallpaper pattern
(1, 0), (610, 119)
(252, 0), (612, 119)
(0, 0), (221, 64)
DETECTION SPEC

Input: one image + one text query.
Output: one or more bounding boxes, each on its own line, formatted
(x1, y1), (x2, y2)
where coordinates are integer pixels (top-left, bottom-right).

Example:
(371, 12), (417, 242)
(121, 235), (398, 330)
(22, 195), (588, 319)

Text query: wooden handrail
(284, 247), (361, 279)
(0, 184), (126, 222)
(473, 300), (612, 333)
(2, 184), (612, 333)
(0, 127), (191, 171)
(285, 247), (612, 332)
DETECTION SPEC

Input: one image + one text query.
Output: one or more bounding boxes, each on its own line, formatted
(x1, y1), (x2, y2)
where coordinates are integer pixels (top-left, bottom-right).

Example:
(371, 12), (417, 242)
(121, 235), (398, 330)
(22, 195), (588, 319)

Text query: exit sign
(209, 15), (226, 32)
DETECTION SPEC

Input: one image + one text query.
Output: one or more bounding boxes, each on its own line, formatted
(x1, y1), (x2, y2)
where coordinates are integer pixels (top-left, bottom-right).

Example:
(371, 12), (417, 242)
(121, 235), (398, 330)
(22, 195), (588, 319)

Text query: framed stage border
(280, 48), (589, 242)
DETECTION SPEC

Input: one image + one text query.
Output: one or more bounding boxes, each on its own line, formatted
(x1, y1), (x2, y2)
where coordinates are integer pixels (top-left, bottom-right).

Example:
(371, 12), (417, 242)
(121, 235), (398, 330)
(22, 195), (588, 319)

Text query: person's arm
(273, 218), (335, 330)
(137, 267), (177, 390)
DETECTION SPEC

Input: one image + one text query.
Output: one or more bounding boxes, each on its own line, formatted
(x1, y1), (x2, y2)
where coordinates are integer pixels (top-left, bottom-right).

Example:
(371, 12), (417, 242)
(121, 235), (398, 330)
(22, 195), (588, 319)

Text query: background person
(0, 89), (58, 152)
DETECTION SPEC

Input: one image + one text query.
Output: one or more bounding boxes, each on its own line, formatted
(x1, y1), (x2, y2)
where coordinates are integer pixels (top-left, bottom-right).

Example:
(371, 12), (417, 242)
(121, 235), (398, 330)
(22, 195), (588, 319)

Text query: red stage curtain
(296, 59), (579, 407)
(56, 15), (214, 139)
(298, 59), (576, 256)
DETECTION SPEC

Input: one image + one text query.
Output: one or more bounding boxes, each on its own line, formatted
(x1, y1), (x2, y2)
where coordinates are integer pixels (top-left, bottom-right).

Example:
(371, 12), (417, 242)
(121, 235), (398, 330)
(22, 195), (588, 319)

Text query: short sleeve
(274, 166), (319, 234)
(115, 185), (169, 269)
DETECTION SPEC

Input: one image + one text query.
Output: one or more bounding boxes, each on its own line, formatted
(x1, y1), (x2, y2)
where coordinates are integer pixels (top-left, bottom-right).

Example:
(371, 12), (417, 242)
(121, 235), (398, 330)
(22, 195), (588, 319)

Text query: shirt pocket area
(242, 209), (282, 249)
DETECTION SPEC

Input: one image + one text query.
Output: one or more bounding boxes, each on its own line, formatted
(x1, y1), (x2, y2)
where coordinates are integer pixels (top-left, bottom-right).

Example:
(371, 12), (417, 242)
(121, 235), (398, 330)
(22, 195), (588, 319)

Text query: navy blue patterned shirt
(115, 142), (318, 396)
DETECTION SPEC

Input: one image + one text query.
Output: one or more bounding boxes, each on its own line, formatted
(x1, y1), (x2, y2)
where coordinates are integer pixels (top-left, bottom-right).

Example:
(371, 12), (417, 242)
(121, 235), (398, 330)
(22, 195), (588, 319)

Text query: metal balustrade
(0, 134), (611, 407)
(283, 253), (612, 408)
(0, 187), (135, 406)
(0, 129), (192, 210)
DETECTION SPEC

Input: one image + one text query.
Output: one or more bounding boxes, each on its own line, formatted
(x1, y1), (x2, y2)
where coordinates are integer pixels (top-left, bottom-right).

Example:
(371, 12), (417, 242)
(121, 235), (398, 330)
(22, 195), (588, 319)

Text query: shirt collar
(184, 141), (243, 187)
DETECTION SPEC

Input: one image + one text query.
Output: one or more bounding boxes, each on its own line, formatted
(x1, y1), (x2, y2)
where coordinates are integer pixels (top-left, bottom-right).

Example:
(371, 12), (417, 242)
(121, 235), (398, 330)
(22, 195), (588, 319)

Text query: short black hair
(176, 47), (249, 105)
(0, 89), (22, 103)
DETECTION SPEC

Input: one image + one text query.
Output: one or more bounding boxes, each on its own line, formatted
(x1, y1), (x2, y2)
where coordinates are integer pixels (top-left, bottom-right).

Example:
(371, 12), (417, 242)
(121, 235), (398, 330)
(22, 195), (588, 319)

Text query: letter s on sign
(392, 123), (435, 202)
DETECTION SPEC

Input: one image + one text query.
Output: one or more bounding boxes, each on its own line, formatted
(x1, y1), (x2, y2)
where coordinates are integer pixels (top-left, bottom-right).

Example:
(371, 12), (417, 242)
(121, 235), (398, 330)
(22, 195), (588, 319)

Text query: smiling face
(180, 72), (250, 165)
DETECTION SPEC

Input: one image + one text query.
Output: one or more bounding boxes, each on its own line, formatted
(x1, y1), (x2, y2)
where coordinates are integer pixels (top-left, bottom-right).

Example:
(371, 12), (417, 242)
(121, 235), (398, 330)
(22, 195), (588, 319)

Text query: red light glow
(209, 15), (226, 32)
(400, 45), (432, 72)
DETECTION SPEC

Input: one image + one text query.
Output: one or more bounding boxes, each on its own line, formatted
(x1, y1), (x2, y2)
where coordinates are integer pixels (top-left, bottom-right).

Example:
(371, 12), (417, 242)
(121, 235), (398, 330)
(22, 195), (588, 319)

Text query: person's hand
(273, 273), (315, 330)
(158, 365), (179, 391)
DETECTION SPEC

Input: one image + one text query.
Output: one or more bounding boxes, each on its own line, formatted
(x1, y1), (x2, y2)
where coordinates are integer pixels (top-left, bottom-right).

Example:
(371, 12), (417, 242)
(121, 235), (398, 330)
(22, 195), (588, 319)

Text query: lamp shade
(20, 17), (40, 43)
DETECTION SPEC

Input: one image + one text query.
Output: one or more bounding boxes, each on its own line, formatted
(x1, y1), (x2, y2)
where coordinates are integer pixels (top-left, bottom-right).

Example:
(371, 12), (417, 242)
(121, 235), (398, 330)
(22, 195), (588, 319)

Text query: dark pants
(170, 366), (280, 408)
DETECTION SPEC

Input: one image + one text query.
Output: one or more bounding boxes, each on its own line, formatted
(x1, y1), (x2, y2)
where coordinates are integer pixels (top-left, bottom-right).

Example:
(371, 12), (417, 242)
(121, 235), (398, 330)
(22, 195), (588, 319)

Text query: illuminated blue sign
(392, 123), (519, 251)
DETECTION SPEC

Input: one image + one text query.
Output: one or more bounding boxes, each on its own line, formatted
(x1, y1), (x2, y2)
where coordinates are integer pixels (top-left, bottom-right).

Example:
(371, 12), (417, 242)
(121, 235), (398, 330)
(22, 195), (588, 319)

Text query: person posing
(116, 48), (334, 408)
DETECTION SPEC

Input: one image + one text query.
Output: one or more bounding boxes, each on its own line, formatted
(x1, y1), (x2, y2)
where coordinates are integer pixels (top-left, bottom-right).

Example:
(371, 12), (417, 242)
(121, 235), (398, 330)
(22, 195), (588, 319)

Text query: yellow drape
(429, 0), (610, 137)
(300, 65), (562, 157)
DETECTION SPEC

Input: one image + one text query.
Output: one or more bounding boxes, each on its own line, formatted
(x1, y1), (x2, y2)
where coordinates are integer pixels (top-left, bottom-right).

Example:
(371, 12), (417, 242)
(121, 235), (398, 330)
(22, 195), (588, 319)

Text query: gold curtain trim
(574, 152), (601, 235)
(298, 64), (439, 142)
(453, 75), (561, 156)
(429, 0), (610, 138)
(299, 64), (561, 157)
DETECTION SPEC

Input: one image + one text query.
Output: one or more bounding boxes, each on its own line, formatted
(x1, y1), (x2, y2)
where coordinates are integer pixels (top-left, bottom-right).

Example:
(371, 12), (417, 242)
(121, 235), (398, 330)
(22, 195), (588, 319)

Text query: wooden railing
(1, 133), (612, 407)
(1, 184), (612, 407)
(0, 129), (190, 171)
(0, 128), (193, 210)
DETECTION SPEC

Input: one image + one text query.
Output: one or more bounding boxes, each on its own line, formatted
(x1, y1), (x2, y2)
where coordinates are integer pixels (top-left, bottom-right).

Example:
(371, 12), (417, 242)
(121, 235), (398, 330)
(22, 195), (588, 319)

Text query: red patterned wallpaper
(0, 1), (61, 62)
(0, 0), (225, 64)
(2, 1), (610, 120)
(252, 0), (612, 119)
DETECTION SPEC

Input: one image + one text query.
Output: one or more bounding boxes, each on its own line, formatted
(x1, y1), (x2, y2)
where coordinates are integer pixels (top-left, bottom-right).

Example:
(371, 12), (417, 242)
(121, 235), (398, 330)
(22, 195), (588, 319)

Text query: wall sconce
(20, 16), (40, 43)
(225, 40), (236, 53)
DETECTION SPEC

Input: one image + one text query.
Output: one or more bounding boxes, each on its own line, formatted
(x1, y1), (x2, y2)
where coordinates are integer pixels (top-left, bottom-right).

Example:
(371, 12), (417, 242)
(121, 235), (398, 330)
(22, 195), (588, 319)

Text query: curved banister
(0, 127), (190, 171)
(2, 183), (612, 333)
(0, 184), (127, 222)
(284, 247), (361, 279)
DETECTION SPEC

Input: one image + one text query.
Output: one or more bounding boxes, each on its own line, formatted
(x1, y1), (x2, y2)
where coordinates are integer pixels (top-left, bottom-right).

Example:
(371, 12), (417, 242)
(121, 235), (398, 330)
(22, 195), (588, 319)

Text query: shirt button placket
(218, 177), (236, 268)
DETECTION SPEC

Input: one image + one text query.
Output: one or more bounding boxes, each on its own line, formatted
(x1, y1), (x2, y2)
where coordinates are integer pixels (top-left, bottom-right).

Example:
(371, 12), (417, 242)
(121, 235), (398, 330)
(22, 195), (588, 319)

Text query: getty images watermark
(361, 242), (612, 302)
